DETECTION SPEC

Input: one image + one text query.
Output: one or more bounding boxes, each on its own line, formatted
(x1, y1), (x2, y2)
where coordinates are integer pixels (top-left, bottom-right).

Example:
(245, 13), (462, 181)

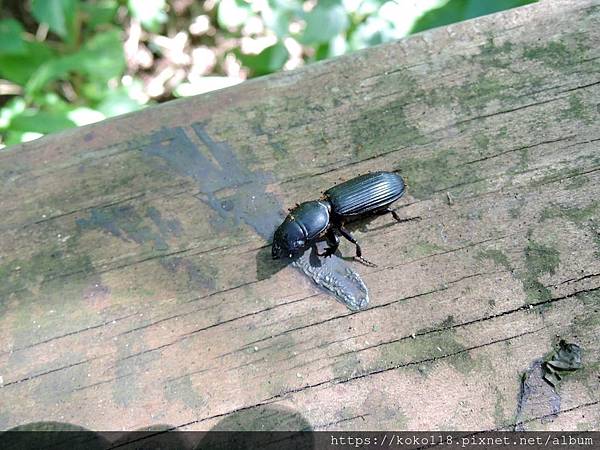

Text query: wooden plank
(1, 0), (599, 432)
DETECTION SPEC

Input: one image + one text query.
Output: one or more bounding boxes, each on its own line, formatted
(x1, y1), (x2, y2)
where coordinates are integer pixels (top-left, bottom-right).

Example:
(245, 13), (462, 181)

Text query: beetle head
(272, 218), (306, 259)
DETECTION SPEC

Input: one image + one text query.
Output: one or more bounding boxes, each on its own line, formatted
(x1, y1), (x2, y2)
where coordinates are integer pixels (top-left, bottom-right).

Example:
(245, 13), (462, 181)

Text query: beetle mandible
(271, 171), (406, 266)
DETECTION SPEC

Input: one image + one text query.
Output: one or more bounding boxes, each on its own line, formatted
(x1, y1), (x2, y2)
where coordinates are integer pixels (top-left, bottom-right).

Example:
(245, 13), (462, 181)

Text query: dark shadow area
(256, 236), (353, 280)
(111, 424), (190, 450)
(360, 214), (422, 234)
(194, 404), (314, 450)
(346, 208), (419, 235)
(255, 244), (289, 281)
(514, 341), (582, 431)
(1, 406), (314, 450)
(308, 245), (324, 268)
(256, 241), (336, 280)
(2, 422), (111, 450)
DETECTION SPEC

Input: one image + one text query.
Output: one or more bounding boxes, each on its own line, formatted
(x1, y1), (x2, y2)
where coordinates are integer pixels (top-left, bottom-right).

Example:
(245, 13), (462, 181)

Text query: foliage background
(0, 0), (536, 149)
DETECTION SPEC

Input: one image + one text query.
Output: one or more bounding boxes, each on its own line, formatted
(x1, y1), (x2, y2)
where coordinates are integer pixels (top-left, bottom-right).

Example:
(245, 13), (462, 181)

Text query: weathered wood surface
(1, 0), (599, 432)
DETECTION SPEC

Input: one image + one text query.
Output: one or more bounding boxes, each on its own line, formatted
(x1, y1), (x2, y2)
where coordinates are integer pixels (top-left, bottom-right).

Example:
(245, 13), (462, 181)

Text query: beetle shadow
(256, 245), (287, 281)
(334, 209), (421, 263)
(305, 240), (340, 268)
(350, 208), (418, 233)
(255, 242), (339, 281)
(308, 246), (323, 267)
(332, 216), (382, 264)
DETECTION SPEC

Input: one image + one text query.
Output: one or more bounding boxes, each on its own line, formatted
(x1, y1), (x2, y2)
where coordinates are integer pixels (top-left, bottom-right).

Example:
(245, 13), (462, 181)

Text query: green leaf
(31, 0), (77, 43)
(96, 88), (143, 117)
(463, 0), (537, 18)
(3, 131), (45, 147)
(128, 0), (167, 32)
(300, 2), (349, 44)
(308, 34), (348, 60)
(237, 42), (289, 76)
(312, 42), (330, 61)
(328, 34), (347, 57)
(25, 29), (125, 95)
(351, 0), (387, 16)
(348, 16), (394, 51)
(269, 0), (302, 11)
(72, 29), (125, 82)
(80, 1), (119, 29)
(411, 0), (537, 34)
(8, 109), (76, 134)
(25, 61), (70, 96)
(79, 82), (110, 103)
(0, 19), (27, 55)
(0, 41), (55, 85)
(37, 91), (70, 108)
(217, 0), (253, 30)
(0, 91), (105, 143)
(0, 98), (26, 130)
(261, 7), (290, 38)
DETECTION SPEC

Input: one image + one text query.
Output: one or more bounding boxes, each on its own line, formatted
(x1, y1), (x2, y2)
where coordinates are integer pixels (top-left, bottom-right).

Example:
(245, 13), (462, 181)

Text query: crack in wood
(553, 272), (600, 287)
(2, 356), (103, 388)
(2, 0), (599, 431)
(0, 311), (138, 356)
(332, 285), (600, 361)
(461, 136), (576, 167)
(313, 414), (369, 429)
(496, 400), (600, 431)
(171, 327), (545, 429)
(112, 295), (312, 363)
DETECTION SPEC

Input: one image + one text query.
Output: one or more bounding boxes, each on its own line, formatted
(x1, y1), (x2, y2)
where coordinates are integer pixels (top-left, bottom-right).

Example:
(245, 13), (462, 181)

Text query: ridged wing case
(324, 171), (405, 217)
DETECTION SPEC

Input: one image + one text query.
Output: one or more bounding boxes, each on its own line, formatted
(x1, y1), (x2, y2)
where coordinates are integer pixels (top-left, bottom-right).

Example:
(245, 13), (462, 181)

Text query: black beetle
(271, 171), (406, 265)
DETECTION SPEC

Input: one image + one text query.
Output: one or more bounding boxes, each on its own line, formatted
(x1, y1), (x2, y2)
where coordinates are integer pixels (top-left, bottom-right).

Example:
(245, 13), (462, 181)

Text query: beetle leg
(376, 207), (403, 222)
(317, 229), (339, 257)
(387, 207), (402, 222)
(338, 225), (377, 267)
(380, 207), (420, 224)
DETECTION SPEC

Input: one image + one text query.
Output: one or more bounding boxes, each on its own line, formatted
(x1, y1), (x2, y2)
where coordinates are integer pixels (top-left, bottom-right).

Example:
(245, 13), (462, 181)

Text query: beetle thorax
(271, 201), (331, 259)
(272, 219), (306, 258)
(292, 201), (330, 240)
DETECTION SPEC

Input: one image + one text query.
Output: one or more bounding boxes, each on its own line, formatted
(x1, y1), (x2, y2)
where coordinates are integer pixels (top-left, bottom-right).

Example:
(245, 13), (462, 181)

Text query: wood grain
(0, 0), (599, 431)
